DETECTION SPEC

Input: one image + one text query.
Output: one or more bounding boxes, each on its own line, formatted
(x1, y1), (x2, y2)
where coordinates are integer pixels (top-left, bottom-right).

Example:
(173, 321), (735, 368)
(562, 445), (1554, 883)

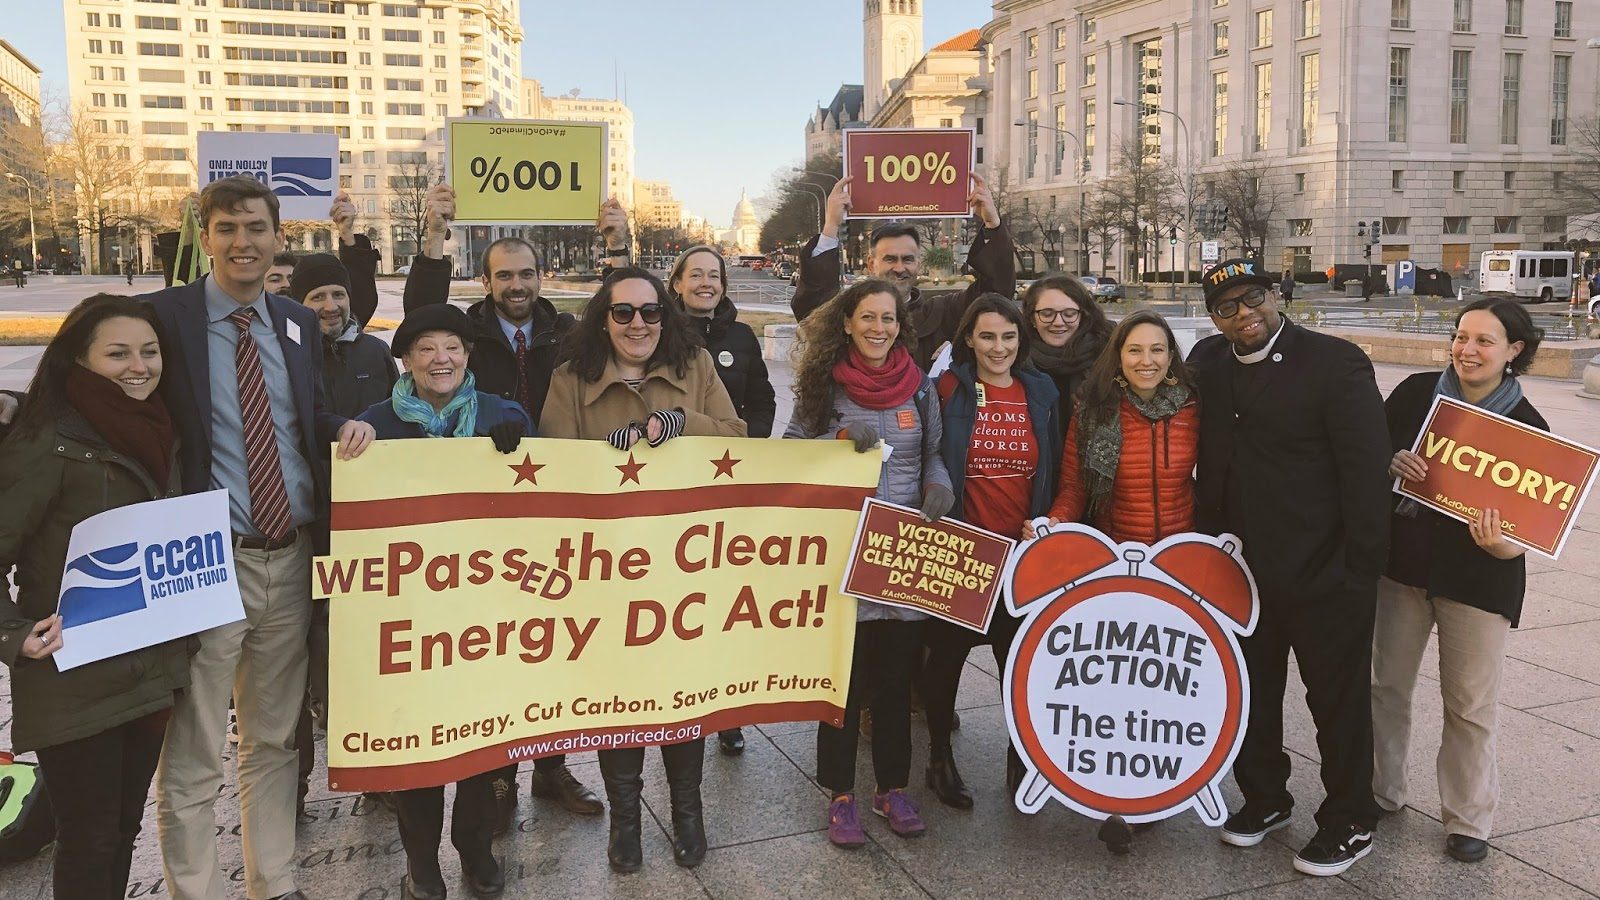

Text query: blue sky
(7, 1), (987, 227)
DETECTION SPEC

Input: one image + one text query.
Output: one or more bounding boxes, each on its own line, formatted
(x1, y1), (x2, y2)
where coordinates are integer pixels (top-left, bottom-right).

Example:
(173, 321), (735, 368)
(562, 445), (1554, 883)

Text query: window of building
(362, 127), (375, 139)
(1388, 47), (1409, 142)
(1084, 53), (1096, 86)
(385, 78), (421, 91)
(1054, 61), (1067, 92)
(1453, 170), (1466, 190)
(1501, 53), (1520, 143)
(195, 44), (207, 58)
(1543, 215), (1566, 232)
(1294, 173), (1306, 192)
(137, 15), (180, 29)
(1083, 98), (1097, 160)
(1494, 216), (1518, 233)
(1450, 50), (1470, 143)
(382, 28), (419, 42)
(143, 95), (184, 109)
(434, 54), (446, 67)
(86, 11), (102, 25)
(1301, 0), (1321, 37)
(1504, 170), (1515, 189)
(110, 40), (123, 54)
(1137, 38), (1164, 157)
(88, 39), (103, 54)
(108, 13), (122, 26)
(111, 66), (124, 80)
(1442, 216), (1469, 234)
(91, 92), (106, 107)
(1554, 1), (1573, 37)
(1390, 0), (1409, 28)
(1504, 0), (1521, 35)
(1254, 62), (1271, 151)
(1212, 71), (1229, 156)
(1551, 55), (1570, 145)
(1255, 9), (1273, 46)
(1453, 0), (1472, 30)
(142, 121), (187, 135)
(1026, 110), (1038, 179)
(1054, 25), (1067, 49)
(145, 146), (188, 160)
(113, 93), (127, 107)
(195, 19), (207, 32)
(1026, 32), (1038, 58)
(1053, 105), (1067, 175)
(381, 3), (418, 15)
(1382, 217), (1408, 235)
(435, 79), (447, 92)
(90, 66), (104, 79)
(384, 53), (421, 66)
(1027, 68), (1038, 99)
(1299, 53), (1319, 146)
(432, 30), (445, 43)
(940, 117), (954, 128)
(387, 102), (423, 116)
(1289, 219), (1313, 236)
(1213, 21), (1229, 56)
(138, 42), (182, 57)
(1083, 18), (1096, 42)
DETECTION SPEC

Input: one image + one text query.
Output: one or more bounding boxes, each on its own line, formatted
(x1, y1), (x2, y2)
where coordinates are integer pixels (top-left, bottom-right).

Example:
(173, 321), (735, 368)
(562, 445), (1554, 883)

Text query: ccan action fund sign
(1397, 396), (1600, 558)
(317, 437), (876, 792)
(1002, 523), (1258, 825)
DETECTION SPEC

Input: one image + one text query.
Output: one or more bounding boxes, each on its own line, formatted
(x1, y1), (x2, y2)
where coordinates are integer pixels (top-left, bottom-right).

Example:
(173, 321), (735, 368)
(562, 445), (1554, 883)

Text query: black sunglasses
(608, 303), (664, 325)
(1210, 287), (1270, 319)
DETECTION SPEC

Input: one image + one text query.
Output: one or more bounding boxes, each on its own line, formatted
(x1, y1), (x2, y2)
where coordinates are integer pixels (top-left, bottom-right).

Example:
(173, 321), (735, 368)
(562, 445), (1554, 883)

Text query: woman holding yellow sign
(1373, 298), (1545, 864)
(542, 267), (745, 873)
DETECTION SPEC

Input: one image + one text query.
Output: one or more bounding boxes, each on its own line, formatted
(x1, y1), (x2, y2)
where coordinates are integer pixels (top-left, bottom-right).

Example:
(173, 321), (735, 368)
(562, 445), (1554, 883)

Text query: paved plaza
(2, 325), (1599, 898)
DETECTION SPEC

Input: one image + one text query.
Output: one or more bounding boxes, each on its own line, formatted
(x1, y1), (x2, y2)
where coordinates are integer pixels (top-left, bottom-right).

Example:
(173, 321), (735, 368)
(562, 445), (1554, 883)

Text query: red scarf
(832, 345), (921, 410)
(65, 365), (175, 488)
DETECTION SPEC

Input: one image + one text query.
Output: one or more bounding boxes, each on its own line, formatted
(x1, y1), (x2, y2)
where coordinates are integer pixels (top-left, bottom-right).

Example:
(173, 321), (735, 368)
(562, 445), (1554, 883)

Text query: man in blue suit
(145, 176), (374, 900)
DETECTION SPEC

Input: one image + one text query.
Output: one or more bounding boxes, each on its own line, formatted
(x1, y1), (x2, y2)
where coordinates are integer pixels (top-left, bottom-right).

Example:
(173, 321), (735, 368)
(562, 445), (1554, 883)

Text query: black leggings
(919, 611), (1022, 747)
(816, 619), (922, 795)
(393, 771), (497, 882)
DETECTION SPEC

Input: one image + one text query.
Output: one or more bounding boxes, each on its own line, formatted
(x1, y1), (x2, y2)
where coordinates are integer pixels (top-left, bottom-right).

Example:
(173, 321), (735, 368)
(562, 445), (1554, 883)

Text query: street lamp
(792, 167), (841, 184)
(791, 186), (821, 233)
(3, 172), (39, 272)
(1112, 97), (1194, 284)
(1013, 119), (1089, 275)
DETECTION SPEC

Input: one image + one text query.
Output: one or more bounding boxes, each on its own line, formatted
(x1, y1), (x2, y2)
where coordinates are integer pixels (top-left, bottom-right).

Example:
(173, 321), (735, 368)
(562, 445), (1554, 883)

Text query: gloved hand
(607, 423), (642, 451)
(840, 422), (879, 453)
(644, 409), (686, 447)
(919, 483), (955, 522)
(488, 420), (524, 454)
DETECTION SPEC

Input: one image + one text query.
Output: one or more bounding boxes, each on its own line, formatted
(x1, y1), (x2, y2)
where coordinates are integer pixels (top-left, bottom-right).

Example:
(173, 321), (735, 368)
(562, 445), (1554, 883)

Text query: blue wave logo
(59, 542), (146, 627)
(269, 156), (334, 197)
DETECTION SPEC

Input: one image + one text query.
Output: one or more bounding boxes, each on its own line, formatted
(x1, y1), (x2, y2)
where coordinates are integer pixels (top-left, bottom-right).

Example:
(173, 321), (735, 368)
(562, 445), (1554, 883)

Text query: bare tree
(50, 104), (160, 273)
(1557, 117), (1600, 238)
(1099, 139), (1180, 281)
(1208, 159), (1282, 260)
(1081, 186), (1125, 279)
(386, 157), (440, 266)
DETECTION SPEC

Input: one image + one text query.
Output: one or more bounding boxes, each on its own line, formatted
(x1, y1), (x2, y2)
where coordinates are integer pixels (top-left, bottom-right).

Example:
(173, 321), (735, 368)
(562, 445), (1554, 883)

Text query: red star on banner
(616, 451), (647, 485)
(507, 453), (544, 486)
(710, 450), (741, 479)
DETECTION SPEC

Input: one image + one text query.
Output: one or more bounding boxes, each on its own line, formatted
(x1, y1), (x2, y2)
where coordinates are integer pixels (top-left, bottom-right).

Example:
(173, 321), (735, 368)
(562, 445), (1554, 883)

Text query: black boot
(598, 749), (644, 874)
(1098, 815), (1133, 855)
(925, 743), (973, 809)
(663, 739), (708, 868)
(1005, 746), (1026, 796)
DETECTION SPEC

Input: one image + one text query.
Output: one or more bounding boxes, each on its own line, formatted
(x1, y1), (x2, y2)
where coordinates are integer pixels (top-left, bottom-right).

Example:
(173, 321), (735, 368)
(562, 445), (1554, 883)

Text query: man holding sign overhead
(791, 135), (1013, 371)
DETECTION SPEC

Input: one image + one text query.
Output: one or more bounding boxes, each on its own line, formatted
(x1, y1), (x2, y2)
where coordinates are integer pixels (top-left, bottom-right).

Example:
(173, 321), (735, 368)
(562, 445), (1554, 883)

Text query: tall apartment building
(983, 0), (1597, 277)
(63, 0), (523, 268)
(520, 78), (634, 210)
(0, 40), (42, 128)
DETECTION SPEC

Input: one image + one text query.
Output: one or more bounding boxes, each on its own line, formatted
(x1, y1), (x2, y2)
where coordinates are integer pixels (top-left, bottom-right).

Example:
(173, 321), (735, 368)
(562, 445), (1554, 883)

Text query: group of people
(0, 169), (1547, 897)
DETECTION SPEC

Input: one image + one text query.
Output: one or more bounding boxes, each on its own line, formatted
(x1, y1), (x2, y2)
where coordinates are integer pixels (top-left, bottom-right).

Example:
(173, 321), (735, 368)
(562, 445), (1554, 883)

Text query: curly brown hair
(790, 278), (913, 435)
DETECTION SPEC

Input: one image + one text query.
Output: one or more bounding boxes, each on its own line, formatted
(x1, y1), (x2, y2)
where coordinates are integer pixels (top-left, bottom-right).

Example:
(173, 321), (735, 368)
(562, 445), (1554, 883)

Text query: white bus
(1478, 250), (1574, 303)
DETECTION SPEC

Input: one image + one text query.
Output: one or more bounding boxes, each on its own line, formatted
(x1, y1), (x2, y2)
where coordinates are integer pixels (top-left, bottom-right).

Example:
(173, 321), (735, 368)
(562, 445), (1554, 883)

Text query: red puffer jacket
(1048, 397), (1199, 544)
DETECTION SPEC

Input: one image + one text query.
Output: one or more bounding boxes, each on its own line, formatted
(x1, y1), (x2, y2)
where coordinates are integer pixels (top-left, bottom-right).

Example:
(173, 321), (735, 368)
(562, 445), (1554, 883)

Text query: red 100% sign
(843, 128), (974, 219)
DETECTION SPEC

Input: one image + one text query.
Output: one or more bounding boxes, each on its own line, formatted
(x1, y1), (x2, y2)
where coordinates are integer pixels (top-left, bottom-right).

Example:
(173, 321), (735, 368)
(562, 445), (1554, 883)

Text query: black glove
(488, 420), (524, 454)
(920, 483), (955, 522)
(841, 422), (879, 453)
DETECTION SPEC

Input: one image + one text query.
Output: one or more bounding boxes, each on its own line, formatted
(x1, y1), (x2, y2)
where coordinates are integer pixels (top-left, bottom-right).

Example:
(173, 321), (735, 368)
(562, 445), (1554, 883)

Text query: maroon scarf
(65, 365), (175, 488)
(832, 345), (921, 410)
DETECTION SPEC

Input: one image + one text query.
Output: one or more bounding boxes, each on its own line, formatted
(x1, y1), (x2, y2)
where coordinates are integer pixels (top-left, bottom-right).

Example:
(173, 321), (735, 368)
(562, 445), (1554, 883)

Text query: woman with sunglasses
(921, 295), (1060, 809)
(666, 243), (777, 756)
(542, 268), (745, 873)
(1020, 275), (1111, 434)
(785, 278), (954, 848)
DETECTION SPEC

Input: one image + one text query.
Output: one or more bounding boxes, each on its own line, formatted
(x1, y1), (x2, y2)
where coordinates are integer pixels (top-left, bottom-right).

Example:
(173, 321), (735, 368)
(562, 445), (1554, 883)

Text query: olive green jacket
(0, 408), (192, 752)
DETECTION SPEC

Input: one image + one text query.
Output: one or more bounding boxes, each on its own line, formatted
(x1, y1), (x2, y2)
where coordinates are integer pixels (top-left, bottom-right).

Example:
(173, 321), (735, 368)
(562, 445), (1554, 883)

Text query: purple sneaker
(828, 795), (867, 848)
(872, 789), (926, 837)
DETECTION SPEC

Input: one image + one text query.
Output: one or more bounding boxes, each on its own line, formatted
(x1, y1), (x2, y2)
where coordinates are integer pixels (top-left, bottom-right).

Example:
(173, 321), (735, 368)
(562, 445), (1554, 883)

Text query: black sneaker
(1294, 824), (1373, 876)
(1220, 805), (1292, 847)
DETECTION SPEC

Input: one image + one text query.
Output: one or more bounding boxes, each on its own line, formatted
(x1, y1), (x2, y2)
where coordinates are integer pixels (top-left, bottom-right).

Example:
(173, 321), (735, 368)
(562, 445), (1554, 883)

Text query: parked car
(1080, 275), (1126, 302)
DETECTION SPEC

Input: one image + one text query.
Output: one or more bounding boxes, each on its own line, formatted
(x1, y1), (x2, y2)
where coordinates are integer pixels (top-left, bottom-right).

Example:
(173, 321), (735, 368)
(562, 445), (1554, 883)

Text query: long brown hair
(558, 268), (703, 382)
(10, 294), (165, 440)
(950, 293), (1031, 371)
(1074, 309), (1195, 428)
(790, 278), (913, 435)
(1022, 273), (1110, 356)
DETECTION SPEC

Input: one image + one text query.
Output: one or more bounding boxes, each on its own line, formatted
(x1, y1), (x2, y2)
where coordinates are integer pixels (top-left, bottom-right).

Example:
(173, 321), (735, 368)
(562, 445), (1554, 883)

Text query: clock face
(1001, 525), (1257, 825)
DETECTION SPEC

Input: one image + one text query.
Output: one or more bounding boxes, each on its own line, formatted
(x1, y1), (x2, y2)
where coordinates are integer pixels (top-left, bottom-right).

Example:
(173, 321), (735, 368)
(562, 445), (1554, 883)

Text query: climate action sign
(1002, 523), (1258, 826)
(840, 498), (1014, 632)
(317, 437), (876, 792)
(197, 132), (339, 221)
(842, 128), (974, 219)
(446, 118), (606, 224)
(1397, 395), (1600, 558)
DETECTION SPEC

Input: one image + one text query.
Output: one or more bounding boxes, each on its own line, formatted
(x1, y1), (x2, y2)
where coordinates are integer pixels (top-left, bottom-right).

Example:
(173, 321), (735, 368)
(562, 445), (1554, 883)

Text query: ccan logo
(269, 156), (335, 197)
(59, 543), (145, 628)
(1001, 522), (1258, 825)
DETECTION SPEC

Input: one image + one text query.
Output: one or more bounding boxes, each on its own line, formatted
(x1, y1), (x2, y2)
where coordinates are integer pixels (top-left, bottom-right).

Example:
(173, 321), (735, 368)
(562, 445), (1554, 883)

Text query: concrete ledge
(1319, 328), (1600, 380)
(764, 323), (799, 362)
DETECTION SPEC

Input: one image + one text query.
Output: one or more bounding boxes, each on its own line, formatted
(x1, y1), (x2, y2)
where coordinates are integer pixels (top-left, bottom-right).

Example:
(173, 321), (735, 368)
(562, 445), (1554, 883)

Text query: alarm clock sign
(1000, 522), (1259, 826)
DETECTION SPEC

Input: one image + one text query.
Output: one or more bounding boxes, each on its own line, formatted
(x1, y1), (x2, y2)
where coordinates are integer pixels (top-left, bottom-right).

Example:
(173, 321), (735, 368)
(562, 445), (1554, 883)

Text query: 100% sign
(470, 155), (586, 194)
(860, 151), (959, 185)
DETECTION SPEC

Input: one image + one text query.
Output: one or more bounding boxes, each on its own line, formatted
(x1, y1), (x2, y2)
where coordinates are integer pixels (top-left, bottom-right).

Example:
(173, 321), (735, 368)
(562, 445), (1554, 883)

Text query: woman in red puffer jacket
(1030, 310), (1199, 545)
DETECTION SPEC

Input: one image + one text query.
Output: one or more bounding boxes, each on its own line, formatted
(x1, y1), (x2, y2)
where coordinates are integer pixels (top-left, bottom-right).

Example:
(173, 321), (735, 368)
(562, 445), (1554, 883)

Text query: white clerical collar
(1234, 320), (1286, 365)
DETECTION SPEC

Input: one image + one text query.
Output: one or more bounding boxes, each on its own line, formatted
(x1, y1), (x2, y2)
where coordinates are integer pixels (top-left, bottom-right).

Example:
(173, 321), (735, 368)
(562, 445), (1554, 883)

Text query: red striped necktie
(513, 327), (533, 420)
(229, 308), (292, 543)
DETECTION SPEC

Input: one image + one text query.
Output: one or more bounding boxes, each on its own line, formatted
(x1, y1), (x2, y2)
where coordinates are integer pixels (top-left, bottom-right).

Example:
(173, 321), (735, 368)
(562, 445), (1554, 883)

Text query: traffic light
(1168, 226), (1178, 246)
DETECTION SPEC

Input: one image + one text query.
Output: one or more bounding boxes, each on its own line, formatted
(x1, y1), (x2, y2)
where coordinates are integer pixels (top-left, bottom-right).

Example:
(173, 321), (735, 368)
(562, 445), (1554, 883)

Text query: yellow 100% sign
(447, 119), (607, 225)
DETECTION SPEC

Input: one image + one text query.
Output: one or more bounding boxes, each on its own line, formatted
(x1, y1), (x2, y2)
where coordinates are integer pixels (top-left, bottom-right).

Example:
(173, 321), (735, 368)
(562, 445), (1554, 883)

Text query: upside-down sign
(1001, 522), (1258, 826)
(316, 437), (877, 792)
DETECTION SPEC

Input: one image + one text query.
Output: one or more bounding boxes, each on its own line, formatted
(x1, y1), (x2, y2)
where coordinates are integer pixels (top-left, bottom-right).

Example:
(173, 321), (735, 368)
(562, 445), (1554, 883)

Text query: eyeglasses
(1034, 308), (1082, 324)
(608, 303), (664, 325)
(1209, 288), (1270, 320)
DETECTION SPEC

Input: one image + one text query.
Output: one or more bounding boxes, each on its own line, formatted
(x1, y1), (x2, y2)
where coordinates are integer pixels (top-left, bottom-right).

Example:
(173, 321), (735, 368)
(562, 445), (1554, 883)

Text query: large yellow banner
(317, 437), (877, 792)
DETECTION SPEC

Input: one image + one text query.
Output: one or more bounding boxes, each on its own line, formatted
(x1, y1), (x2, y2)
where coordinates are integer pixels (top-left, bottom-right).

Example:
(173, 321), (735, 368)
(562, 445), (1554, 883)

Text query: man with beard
(401, 183), (601, 830)
(1187, 258), (1390, 877)
(790, 173), (1012, 370)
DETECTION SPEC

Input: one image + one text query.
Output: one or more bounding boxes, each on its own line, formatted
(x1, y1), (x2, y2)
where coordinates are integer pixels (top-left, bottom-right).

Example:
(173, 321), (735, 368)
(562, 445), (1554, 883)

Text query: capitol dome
(731, 189), (759, 228)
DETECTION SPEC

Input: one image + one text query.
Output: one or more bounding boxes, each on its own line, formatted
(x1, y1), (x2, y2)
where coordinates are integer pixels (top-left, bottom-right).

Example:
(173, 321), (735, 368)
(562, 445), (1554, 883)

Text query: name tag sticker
(286, 320), (302, 345)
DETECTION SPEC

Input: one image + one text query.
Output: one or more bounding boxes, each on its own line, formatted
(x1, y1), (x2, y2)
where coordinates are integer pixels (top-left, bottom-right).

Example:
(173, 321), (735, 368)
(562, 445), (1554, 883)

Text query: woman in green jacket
(0, 294), (191, 899)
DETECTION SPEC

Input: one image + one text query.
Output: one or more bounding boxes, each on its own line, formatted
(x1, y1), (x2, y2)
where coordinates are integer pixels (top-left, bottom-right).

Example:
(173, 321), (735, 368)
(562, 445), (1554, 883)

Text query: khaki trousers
(1371, 576), (1510, 839)
(156, 532), (312, 899)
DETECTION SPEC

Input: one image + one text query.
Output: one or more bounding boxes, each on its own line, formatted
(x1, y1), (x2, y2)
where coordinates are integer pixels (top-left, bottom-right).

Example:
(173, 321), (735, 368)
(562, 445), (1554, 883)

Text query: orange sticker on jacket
(897, 410), (916, 430)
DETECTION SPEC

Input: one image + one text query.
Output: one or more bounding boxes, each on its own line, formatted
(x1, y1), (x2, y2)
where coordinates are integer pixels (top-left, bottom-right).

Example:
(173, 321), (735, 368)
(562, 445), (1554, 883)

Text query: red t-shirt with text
(943, 375), (1038, 538)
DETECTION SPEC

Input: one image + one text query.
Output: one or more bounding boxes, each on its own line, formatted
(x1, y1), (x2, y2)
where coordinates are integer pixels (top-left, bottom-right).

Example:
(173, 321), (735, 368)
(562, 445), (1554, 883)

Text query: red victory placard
(840, 498), (1015, 632)
(1001, 523), (1259, 826)
(1397, 395), (1600, 558)
(842, 128), (974, 219)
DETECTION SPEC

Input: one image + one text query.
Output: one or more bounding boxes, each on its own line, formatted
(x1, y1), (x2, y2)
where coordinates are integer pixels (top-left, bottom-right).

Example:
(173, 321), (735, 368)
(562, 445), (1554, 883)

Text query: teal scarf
(391, 370), (480, 437)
